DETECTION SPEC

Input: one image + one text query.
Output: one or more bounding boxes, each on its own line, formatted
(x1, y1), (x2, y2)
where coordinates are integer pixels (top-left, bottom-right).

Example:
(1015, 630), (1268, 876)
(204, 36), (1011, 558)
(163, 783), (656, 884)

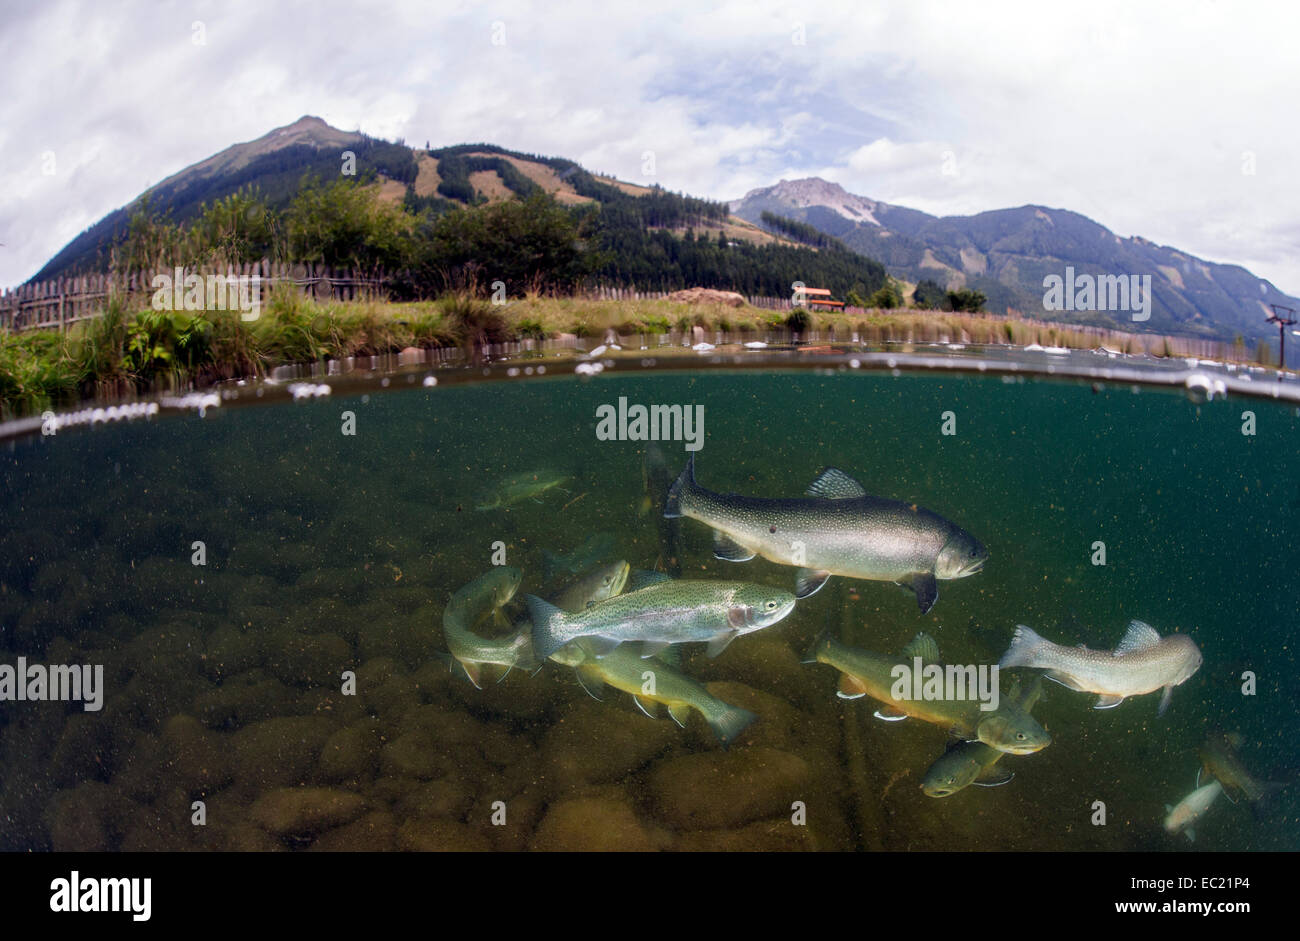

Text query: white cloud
(2, 0), (1299, 296)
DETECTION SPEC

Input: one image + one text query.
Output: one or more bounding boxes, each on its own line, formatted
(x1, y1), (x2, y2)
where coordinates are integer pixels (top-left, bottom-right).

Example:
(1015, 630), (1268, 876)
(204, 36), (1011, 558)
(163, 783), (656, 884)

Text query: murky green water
(2, 363), (1296, 851)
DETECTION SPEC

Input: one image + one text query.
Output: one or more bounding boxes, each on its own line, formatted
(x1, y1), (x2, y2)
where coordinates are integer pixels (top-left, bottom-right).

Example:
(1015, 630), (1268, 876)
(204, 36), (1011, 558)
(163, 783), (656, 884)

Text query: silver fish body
(999, 620), (1201, 715)
(1164, 780), (1223, 841)
(550, 559), (630, 613)
(664, 454), (986, 612)
(526, 578), (796, 661)
(442, 566), (536, 687)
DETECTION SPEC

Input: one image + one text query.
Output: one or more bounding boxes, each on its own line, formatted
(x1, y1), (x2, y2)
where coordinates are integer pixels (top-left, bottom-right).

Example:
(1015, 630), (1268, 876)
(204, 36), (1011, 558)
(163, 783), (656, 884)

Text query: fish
(549, 559), (630, 613)
(806, 631), (1051, 755)
(541, 532), (617, 583)
(441, 566), (538, 688)
(663, 453), (987, 612)
(626, 568), (673, 592)
(474, 469), (571, 511)
(921, 675), (1046, 797)
(1164, 779), (1223, 842)
(640, 442), (682, 577)
(525, 579), (797, 661)
(998, 620), (1202, 716)
(1199, 731), (1284, 807)
(548, 641), (757, 746)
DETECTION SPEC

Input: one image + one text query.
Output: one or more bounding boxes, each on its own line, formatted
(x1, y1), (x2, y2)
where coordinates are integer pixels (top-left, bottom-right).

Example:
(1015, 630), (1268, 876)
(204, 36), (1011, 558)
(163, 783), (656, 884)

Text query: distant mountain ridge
(29, 117), (1294, 341)
(731, 178), (1296, 340)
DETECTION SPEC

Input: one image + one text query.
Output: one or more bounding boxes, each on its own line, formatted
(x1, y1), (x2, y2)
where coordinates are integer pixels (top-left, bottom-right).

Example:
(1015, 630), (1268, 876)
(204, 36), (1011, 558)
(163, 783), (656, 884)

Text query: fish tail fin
(524, 595), (570, 660)
(998, 624), (1045, 669)
(709, 704), (758, 748)
(663, 452), (696, 519)
(802, 627), (836, 665)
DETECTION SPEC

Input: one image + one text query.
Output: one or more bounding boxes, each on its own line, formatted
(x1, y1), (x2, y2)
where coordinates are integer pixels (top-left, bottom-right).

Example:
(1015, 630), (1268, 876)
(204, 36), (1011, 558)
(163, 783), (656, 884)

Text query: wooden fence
(0, 269), (1247, 363)
(0, 263), (386, 332)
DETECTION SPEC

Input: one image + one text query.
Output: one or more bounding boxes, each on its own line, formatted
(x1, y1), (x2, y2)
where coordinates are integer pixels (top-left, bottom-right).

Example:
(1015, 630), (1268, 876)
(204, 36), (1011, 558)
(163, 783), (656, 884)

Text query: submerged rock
(647, 747), (813, 829)
(249, 787), (368, 836)
(159, 715), (234, 791)
(396, 817), (492, 852)
(538, 700), (678, 795)
(530, 794), (662, 852)
(310, 810), (398, 851)
(317, 722), (381, 783)
(229, 716), (338, 789)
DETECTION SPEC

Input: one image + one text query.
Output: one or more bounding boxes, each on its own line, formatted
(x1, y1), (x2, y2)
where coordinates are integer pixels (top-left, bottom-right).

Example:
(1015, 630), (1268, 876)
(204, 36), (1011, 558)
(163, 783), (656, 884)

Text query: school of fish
(438, 452), (1282, 843)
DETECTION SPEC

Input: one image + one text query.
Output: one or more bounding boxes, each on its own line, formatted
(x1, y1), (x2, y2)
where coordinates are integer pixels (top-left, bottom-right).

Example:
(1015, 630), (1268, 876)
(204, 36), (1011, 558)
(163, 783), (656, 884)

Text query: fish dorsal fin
(1114, 619), (1161, 656)
(902, 631), (942, 666)
(806, 467), (867, 500)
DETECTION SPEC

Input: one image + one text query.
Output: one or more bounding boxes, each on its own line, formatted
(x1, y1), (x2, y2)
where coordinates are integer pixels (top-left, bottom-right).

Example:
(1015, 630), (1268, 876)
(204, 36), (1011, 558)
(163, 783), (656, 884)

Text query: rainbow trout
(664, 454), (987, 613)
(526, 579), (796, 661)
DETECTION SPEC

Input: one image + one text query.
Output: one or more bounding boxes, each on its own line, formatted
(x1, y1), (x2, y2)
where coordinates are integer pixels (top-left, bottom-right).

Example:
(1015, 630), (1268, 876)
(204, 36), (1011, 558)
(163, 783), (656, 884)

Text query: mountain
(732, 178), (1297, 340)
(30, 117), (794, 284)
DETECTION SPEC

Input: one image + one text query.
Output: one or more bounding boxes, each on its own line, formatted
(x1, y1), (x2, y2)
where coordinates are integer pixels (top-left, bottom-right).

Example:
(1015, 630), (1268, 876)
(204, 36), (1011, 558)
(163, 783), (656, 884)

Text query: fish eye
(765, 600), (777, 610)
(1016, 732), (1026, 740)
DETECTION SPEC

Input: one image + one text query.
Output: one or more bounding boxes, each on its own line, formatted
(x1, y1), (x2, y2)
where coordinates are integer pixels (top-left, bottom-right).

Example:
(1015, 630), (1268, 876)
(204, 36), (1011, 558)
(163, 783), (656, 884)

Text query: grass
(0, 291), (1278, 419)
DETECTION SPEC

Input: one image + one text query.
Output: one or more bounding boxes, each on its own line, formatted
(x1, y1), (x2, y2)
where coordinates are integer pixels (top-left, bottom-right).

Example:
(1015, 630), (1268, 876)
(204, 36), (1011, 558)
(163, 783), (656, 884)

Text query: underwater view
(1, 352), (1295, 852)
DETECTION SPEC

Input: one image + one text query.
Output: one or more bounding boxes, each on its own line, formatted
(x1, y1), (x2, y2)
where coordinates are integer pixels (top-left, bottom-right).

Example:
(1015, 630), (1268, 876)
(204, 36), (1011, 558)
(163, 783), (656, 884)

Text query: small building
(801, 287), (845, 311)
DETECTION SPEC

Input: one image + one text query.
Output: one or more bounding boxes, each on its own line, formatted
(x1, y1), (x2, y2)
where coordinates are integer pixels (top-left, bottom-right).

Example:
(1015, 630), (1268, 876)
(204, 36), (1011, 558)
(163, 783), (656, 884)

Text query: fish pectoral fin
(573, 668), (606, 701)
(1043, 670), (1089, 692)
(795, 568), (832, 599)
(632, 695), (659, 719)
(872, 707), (909, 722)
(639, 640), (672, 659)
(1185, 828), (1196, 843)
(459, 660), (485, 690)
(974, 766), (1015, 787)
(1156, 686), (1174, 717)
(712, 530), (757, 562)
(666, 703), (690, 728)
(584, 637), (623, 658)
(910, 573), (939, 614)
(1093, 693), (1126, 709)
(837, 674), (869, 699)
(706, 631), (740, 658)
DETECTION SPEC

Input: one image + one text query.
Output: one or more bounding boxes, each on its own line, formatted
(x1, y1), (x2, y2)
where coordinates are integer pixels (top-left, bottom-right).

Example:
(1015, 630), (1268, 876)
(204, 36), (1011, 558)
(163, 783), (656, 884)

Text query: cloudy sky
(3, 0), (1298, 292)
